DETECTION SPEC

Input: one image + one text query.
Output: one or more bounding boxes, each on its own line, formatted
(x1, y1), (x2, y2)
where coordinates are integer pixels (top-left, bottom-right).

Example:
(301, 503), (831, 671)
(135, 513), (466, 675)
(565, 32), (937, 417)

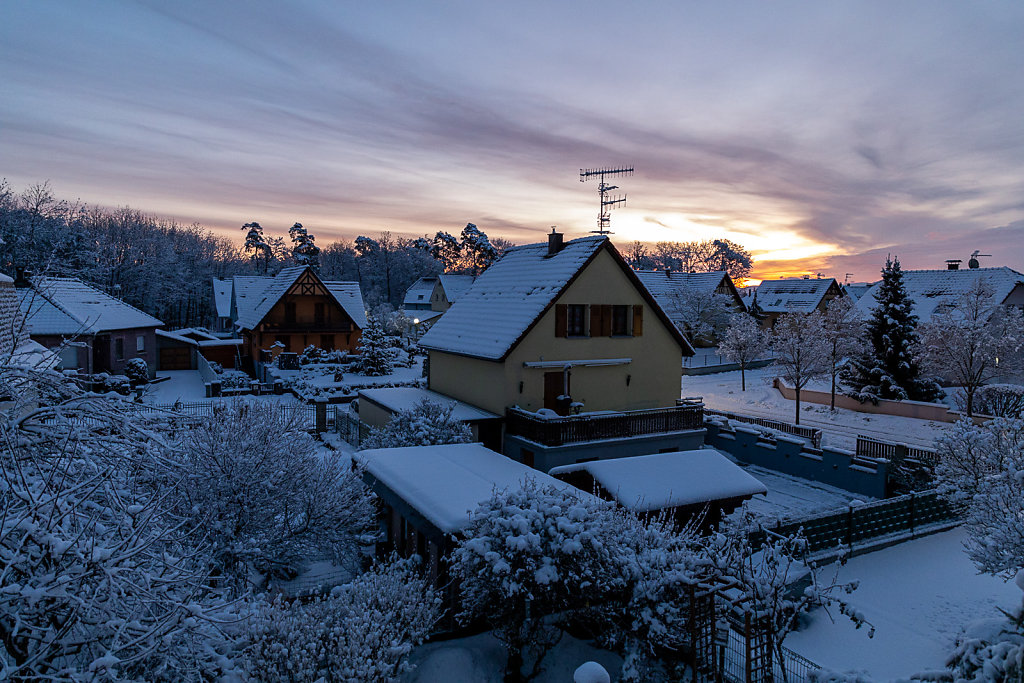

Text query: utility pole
(579, 166), (633, 235)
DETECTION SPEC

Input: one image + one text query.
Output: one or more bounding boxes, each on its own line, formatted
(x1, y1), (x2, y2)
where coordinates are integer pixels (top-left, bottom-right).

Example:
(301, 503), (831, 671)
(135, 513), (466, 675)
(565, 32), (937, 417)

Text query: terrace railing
(855, 434), (939, 467)
(702, 406), (823, 448)
(505, 403), (704, 447)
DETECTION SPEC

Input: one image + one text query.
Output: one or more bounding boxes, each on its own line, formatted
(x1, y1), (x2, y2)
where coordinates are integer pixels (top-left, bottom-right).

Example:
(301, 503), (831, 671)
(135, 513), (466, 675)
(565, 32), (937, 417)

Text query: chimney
(547, 227), (564, 256)
(13, 266), (30, 288)
(946, 259), (961, 271)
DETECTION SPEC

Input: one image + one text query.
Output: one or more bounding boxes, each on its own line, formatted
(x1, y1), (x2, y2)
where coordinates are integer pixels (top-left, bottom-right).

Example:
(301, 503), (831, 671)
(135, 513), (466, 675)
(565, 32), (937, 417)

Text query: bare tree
(771, 308), (829, 424)
(820, 296), (864, 410)
(719, 312), (768, 391)
(919, 279), (1024, 417)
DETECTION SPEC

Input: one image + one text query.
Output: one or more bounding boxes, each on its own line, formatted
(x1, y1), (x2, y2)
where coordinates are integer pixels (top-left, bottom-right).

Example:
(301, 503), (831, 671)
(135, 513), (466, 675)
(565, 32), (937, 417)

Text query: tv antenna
(579, 166), (633, 235)
(844, 273), (854, 284)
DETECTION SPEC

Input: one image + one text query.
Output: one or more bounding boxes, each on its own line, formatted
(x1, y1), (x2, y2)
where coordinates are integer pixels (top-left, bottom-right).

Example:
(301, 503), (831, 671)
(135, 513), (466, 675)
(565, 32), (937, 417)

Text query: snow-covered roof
(212, 278), (233, 318)
(233, 268), (366, 330)
(634, 270), (738, 322)
(17, 277), (163, 335)
(1, 278), (29, 355)
(437, 274), (476, 302)
(356, 443), (590, 535)
(403, 277), (437, 306)
(358, 387), (499, 422)
(405, 309), (443, 325)
(171, 327), (219, 341)
(420, 236), (609, 359)
(155, 329), (198, 346)
(856, 267), (1024, 322)
(549, 449), (767, 512)
(322, 281), (368, 329)
(753, 278), (839, 313)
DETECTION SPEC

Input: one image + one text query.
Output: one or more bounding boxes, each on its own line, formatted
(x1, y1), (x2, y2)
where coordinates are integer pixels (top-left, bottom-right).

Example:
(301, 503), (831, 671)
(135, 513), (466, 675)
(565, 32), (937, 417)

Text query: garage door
(159, 348), (192, 370)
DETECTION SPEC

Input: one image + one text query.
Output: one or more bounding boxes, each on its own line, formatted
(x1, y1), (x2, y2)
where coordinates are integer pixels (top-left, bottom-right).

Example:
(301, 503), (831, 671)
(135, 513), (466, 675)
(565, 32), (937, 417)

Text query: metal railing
(704, 407), (822, 448)
(505, 403), (704, 447)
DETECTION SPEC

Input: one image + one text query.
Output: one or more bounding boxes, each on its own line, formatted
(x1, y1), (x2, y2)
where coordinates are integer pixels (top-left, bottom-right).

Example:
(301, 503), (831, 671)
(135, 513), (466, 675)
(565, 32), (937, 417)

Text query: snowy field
(684, 365), (951, 450)
(404, 632), (622, 683)
(786, 528), (1020, 679)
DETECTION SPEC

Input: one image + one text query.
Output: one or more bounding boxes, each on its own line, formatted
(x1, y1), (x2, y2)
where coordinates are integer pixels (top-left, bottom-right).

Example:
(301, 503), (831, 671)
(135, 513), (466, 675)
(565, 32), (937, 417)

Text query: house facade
(16, 276), (162, 378)
(855, 265), (1024, 322)
(418, 231), (704, 470)
(232, 267), (366, 367)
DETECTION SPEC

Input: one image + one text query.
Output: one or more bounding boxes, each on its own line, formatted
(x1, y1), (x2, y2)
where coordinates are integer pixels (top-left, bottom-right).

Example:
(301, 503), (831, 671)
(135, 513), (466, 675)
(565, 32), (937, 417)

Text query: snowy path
(684, 366), (949, 450)
(785, 528), (1020, 679)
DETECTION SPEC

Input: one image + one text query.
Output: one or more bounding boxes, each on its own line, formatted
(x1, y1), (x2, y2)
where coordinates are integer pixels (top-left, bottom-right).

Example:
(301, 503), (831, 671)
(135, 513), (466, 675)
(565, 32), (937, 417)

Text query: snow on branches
(362, 397), (472, 449)
(719, 312), (768, 391)
(357, 314), (396, 376)
(770, 307), (829, 425)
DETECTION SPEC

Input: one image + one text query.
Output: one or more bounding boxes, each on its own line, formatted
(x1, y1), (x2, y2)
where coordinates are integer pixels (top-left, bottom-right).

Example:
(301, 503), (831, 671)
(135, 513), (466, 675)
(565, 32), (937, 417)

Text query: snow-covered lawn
(785, 528), (1020, 679)
(404, 632), (622, 683)
(684, 365), (950, 450)
(142, 370), (300, 405)
(736, 462), (872, 524)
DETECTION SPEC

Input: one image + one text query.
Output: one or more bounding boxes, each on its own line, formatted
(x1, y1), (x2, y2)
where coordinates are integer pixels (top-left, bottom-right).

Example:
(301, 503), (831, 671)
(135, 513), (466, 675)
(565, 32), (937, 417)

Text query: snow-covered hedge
(362, 398), (472, 449)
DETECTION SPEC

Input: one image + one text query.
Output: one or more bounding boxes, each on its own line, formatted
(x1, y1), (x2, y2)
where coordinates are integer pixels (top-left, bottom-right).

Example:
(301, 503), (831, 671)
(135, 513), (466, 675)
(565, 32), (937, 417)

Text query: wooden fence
(855, 434), (939, 466)
(749, 489), (959, 556)
(703, 408), (822, 448)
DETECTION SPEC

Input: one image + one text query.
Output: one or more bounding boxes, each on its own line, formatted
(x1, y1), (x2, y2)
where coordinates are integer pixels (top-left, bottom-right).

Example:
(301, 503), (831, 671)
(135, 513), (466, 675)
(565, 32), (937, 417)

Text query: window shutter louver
(555, 304), (568, 337)
(633, 305), (644, 336)
(600, 304), (612, 336)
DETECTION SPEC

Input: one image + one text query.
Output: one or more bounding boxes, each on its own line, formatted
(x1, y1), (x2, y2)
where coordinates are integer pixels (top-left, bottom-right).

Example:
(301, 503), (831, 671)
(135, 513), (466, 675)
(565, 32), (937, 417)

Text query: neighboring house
(211, 278), (234, 333)
(402, 277), (437, 311)
(417, 230), (704, 470)
(1, 273), (57, 371)
(634, 269), (744, 345)
(748, 277), (844, 328)
(550, 449), (766, 532)
(842, 282), (874, 301)
(231, 266), (366, 369)
(16, 276), (162, 378)
(154, 327), (244, 370)
(856, 266), (1024, 322)
(401, 274), (476, 335)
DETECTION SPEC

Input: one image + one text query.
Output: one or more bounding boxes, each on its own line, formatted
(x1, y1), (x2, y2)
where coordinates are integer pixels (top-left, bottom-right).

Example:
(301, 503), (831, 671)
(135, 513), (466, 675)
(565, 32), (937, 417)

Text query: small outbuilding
(356, 386), (502, 449)
(549, 448), (767, 532)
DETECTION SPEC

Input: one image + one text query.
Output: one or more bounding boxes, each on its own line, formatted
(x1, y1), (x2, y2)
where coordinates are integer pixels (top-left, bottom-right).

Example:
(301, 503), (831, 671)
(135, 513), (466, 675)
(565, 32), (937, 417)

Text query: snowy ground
(735, 462), (872, 524)
(404, 632), (622, 683)
(785, 528), (1021, 679)
(142, 370), (300, 404)
(684, 365), (950, 450)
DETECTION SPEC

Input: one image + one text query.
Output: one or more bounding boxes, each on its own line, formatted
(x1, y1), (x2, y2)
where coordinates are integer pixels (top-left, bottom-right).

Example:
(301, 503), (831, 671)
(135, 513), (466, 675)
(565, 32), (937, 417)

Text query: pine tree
(289, 222), (321, 272)
(844, 256), (941, 403)
(242, 221), (272, 275)
(356, 315), (394, 376)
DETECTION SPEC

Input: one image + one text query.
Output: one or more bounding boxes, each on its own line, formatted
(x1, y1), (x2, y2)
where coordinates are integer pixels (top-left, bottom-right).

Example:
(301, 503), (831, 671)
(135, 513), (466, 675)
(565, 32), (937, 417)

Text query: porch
(504, 403), (704, 447)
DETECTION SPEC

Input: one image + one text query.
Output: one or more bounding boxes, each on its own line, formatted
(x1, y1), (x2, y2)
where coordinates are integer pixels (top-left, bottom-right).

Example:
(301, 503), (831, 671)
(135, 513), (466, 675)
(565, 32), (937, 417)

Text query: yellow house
(418, 231), (704, 470)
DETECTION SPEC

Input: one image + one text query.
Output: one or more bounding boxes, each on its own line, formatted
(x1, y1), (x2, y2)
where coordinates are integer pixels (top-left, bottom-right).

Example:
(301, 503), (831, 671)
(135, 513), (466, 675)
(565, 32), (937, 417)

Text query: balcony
(505, 404), (704, 447)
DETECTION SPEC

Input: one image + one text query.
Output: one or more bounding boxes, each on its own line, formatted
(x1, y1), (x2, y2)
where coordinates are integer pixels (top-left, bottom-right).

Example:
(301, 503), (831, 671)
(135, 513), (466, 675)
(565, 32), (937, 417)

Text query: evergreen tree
(844, 256), (941, 403)
(242, 221), (272, 275)
(356, 315), (394, 376)
(289, 222), (321, 272)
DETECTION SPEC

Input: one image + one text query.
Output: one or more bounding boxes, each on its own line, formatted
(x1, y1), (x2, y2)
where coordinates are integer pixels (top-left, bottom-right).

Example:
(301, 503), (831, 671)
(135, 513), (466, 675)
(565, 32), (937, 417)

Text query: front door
(543, 371), (570, 415)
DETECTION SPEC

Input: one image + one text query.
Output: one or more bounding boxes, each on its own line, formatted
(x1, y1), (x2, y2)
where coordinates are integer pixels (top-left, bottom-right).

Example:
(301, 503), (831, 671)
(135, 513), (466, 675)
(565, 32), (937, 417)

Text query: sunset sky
(3, 1), (1023, 281)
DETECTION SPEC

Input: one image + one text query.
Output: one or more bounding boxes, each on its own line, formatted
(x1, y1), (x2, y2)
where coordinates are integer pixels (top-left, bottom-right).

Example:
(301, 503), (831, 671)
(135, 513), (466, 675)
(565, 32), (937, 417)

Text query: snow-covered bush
(124, 356), (149, 384)
(356, 315), (395, 376)
(0, 368), (236, 680)
(241, 556), (440, 682)
(962, 383), (1024, 419)
(218, 368), (251, 389)
(164, 401), (375, 592)
(362, 397), (472, 449)
(452, 480), (636, 682)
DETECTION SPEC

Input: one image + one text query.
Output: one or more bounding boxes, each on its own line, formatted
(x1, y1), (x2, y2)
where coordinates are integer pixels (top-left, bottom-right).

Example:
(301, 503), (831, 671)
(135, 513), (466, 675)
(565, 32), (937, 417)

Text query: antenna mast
(579, 166), (633, 235)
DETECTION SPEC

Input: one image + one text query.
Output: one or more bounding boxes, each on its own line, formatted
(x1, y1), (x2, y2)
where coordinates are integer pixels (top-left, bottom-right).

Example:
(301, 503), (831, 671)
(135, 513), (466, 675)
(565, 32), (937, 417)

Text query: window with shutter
(632, 305), (644, 336)
(567, 304), (587, 336)
(612, 305), (630, 335)
(555, 304), (568, 337)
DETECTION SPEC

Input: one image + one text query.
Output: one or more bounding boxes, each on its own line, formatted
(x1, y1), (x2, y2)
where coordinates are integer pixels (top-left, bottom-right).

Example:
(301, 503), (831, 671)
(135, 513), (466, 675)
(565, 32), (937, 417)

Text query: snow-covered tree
(241, 556), (440, 682)
(771, 308), (830, 424)
(919, 279), (1024, 417)
(936, 418), (1024, 680)
(356, 314), (395, 376)
(453, 480), (636, 682)
(289, 221), (322, 272)
(820, 296), (864, 410)
(431, 230), (461, 271)
(969, 384), (1024, 419)
(242, 221), (272, 275)
(362, 398), (472, 449)
(719, 312), (769, 391)
(166, 402), (375, 592)
(707, 511), (872, 682)
(844, 256), (942, 404)
(459, 222), (498, 275)
(0, 367), (236, 680)
(667, 288), (736, 345)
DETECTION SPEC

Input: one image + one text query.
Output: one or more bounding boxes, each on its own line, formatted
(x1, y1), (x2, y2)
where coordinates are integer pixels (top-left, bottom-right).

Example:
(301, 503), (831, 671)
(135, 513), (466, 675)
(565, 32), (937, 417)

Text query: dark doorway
(543, 371), (570, 415)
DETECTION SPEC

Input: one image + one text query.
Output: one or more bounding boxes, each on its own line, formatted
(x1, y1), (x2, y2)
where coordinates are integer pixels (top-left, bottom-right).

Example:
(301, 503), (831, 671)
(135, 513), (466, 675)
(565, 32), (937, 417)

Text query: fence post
(315, 399), (328, 434)
(908, 491), (916, 535)
(846, 504), (854, 549)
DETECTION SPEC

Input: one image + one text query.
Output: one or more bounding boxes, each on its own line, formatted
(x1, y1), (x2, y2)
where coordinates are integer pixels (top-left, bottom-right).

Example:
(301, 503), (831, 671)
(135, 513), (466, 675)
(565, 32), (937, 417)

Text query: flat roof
(549, 448), (767, 512)
(358, 386), (499, 422)
(356, 443), (589, 535)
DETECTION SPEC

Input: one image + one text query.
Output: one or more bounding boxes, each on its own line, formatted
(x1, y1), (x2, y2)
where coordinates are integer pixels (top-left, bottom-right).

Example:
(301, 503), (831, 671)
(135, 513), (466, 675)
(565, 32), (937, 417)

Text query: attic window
(567, 304), (587, 336)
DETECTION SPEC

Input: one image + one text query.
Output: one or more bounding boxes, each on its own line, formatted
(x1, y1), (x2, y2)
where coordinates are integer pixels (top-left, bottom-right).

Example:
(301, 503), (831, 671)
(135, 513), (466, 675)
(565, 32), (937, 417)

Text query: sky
(2, 1), (1024, 281)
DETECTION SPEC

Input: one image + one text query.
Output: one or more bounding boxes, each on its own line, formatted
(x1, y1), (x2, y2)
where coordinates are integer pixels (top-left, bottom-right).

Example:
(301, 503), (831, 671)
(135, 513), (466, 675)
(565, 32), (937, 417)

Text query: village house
(746, 277), (844, 329)
(154, 327), (244, 370)
(855, 263), (1024, 322)
(414, 230), (704, 470)
(634, 269), (744, 345)
(0, 273), (57, 372)
(401, 273), (475, 335)
(210, 277), (234, 334)
(16, 275), (162, 378)
(229, 266), (366, 372)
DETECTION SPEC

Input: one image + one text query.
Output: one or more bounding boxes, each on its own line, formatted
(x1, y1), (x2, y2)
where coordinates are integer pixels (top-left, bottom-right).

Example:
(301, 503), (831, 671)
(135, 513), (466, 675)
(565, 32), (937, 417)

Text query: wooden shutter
(589, 304), (604, 337)
(555, 304), (568, 337)
(632, 305), (644, 336)
(600, 304), (612, 336)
